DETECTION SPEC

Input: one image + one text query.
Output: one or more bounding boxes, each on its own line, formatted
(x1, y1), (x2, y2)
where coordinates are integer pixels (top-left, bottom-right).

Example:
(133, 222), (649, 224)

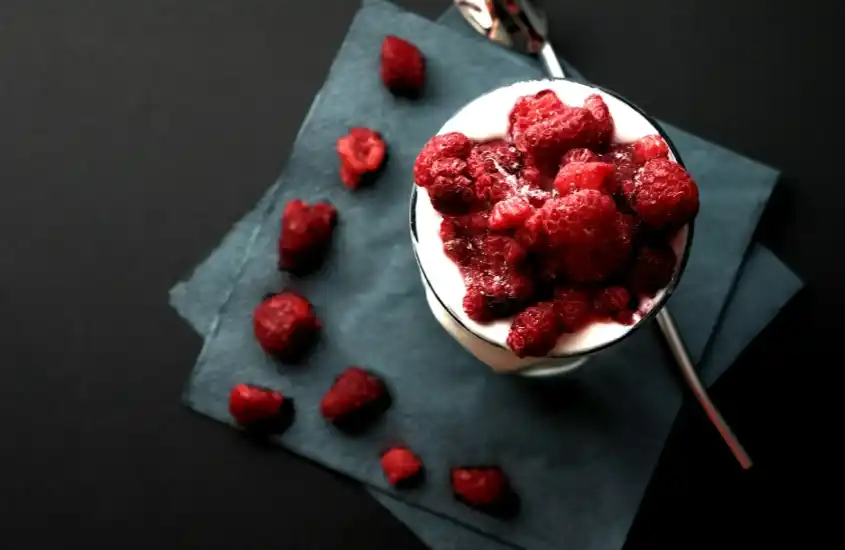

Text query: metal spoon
(455, 0), (752, 470)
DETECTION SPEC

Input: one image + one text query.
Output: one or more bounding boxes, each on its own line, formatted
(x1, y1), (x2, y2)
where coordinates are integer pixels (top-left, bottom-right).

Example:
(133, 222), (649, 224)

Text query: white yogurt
(413, 79), (689, 362)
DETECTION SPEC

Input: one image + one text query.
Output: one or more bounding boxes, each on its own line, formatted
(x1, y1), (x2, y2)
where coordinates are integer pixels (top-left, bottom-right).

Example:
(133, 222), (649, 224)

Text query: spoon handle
(656, 308), (753, 469)
(539, 42), (566, 79)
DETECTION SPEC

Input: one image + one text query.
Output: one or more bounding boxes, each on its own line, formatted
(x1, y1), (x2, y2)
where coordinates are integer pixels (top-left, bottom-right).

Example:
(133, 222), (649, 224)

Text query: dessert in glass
(410, 79), (698, 375)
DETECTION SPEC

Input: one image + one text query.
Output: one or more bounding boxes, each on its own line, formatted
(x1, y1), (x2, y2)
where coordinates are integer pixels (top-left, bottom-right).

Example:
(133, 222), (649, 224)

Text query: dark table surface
(0, 1), (836, 548)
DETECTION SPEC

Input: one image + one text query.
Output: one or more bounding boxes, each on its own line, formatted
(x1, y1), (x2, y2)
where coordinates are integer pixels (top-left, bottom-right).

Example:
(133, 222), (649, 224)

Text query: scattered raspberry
(628, 240), (677, 296)
(380, 448), (424, 487)
(414, 132), (473, 188)
(515, 107), (599, 171)
(474, 172), (511, 206)
(537, 190), (618, 248)
(631, 158), (700, 229)
(253, 292), (321, 360)
(584, 94), (613, 147)
(562, 148), (599, 165)
(336, 128), (387, 189)
(380, 35), (425, 96)
(320, 367), (390, 431)
(489, 196), (534, 231)
(552, 287), (592, 332)
(553, 161), (615, 195)
(599, 143), (637, 196)
(228, 384), (285, 427)
(594, 286), (631, 315)
(278, 200), (337, 275)
(632, 135), (669, 165)
(467, 139), (521, 179)
(451, 466), (518, 517)
(506, 301), (561, 357)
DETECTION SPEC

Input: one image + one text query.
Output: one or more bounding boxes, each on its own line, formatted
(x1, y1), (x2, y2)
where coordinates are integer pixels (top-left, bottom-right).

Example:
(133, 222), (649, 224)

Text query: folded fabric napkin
(171, 1), (802, 549)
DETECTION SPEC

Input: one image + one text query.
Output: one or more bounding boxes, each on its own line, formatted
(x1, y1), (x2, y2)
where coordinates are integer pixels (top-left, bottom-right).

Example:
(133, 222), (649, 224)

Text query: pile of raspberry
(413, 90), (700, 358)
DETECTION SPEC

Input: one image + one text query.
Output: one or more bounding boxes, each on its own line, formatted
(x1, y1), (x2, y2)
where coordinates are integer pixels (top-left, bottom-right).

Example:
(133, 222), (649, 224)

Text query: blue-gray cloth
(170, 1), (802, 549)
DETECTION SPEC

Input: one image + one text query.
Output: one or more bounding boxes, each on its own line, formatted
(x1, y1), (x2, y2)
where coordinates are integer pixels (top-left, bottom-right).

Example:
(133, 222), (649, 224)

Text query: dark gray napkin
(174, 1), (802, 549)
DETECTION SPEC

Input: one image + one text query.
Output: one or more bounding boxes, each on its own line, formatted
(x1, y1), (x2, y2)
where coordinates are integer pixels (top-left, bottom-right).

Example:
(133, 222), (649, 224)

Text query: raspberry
(553, 161), (615, 195)
(562, 148), (599, 164)
(556, 211), (634, 283)
(228, 384), (293, 433)
(413, 132), (473, 188)
(631, 158), (700, 229)
(506, 301), (561, 357)
(584, 94), (613, 147)
(467, 139), (521, 179)
(599, 143), (637, 196)
(474, 172), (511, 206)
(380, 447), (424, 487)
(380, 35), (425, 96)
(514, 210), (545, 250)
(451, 466), (518, 517)
(463, 267), (534, 322)
(537, 190), (618, 248)
(253, 292), (321, 360)
(552, 287), (592, 332)
(278, 200), (338, 274)
(508, 89), (567, 143)
(440, 213), (490, 264)
(615, 309), (636, 325)
(336, 128), (387, 189)
(428, 174), (476, 215)
(628, 240), (677, 296)
(489, 196), (534, 231)
(632, 135), (669, 165)
(474, 234), (528, 268)
(594, 286), (631, 315)
(320, 367), (390, 431)
(515, 107), (599, 170)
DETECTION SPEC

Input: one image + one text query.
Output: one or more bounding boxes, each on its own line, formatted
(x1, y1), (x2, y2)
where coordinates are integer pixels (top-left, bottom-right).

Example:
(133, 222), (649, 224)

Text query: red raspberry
(278, 200), (338, 274)
(320, 367), (390, 430)
(562, 148), (599, 165)
(253, 292), (321, 360)
(506, 301), (561, 358)
(228, 384), (286, 428)
(514, 210), (545, 249)
(463, 268), (534, 322)
(537, 190), (618, 248)
(380, 35), (425, 96)
(440, 213), (490, 264)
(615, 309), (636, 325)
(380, 447), (423, 487)
(628, 240), (677, 296)
(552, 287), (592, 332)
(451, 467), (517, 517)
(584, 94), (614, 147)
(515, 107), (598, 170)
(599, 143), (637, 196)
(594, 286), (631, 315)
(336, 128), (387, 189)
(474, 234), (528, 268)
(508, 89), (567, 143)
(474, 172), (511, 206)
(489, 196), (534, 231)
(631, 159), (700, 229)
(414, 132), (473, 188)
(632, 135), (669, 165)
(428, 175), (476, 215)
(467, 139), (521, 179)
(553, 161), (615, 195)
(556, 211), (634, 283)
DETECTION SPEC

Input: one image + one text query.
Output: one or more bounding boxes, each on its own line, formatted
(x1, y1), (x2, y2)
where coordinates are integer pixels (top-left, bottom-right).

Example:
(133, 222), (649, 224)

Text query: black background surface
(0, 1), (837, 548)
